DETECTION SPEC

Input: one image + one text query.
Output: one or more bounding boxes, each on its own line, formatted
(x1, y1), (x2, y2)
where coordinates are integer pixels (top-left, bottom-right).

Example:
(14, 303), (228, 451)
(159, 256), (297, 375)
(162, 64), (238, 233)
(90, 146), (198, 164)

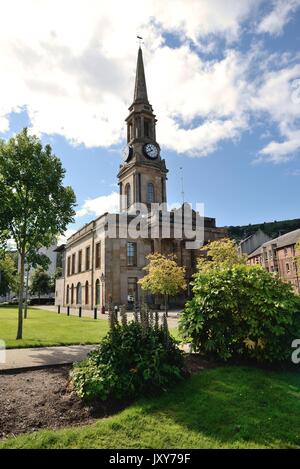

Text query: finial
(137, 35), (143, 48)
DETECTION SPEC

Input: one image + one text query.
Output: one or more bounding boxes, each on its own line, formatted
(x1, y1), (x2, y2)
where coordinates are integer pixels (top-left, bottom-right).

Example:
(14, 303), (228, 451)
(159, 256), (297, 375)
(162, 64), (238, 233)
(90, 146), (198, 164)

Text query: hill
(226, 218), (300, 242)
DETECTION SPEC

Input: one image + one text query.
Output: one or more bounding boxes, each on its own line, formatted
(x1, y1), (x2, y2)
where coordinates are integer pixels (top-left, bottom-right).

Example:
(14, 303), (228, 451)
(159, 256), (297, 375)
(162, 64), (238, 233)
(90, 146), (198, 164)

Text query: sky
(0, 0), (300, 240)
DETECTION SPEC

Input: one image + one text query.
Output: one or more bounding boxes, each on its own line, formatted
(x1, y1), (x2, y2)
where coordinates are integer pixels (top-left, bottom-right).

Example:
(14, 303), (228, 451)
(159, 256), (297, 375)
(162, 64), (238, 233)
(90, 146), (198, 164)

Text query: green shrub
(179, 265), (300, 363)
(71, 321), (184, 401)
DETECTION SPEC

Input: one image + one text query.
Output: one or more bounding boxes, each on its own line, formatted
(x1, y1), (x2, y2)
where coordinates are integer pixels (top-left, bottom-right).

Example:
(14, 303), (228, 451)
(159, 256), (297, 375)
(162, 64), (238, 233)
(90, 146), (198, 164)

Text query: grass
(0, 306), (109, 348)
(1, 366), (300, 449)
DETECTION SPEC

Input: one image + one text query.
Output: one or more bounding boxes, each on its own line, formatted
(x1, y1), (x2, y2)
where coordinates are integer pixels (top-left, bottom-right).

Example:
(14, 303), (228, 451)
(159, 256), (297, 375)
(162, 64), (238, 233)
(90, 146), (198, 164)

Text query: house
(248, 228), (300, 293)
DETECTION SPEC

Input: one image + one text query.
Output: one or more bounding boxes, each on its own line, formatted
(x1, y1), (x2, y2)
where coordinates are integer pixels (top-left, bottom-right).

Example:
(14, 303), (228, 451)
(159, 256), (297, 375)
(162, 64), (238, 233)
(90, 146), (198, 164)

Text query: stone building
(238, 229), (271, 256)
(55, 47), (225, 310)
(248, 228), (300, 293)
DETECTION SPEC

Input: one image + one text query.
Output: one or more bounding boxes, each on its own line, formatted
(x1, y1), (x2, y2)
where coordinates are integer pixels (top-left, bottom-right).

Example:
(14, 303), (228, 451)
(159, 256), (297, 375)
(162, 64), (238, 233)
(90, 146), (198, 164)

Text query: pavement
(0, 345), (96, 372)
(32, 305), (180, 330)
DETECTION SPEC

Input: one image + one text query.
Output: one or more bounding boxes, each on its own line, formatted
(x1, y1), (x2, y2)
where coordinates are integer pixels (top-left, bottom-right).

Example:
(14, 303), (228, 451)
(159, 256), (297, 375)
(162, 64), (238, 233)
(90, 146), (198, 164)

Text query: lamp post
(100, 273), (105, 314)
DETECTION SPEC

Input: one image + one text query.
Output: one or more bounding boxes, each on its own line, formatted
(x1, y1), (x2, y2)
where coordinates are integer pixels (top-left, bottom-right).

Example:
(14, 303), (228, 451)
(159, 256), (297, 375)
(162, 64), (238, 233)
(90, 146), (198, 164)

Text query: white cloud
(251, 63), (300, 162)
(0, 0), (259, 154)
(76, 191), (119, 218)
(58, 229), (77, 245)
(0, 0), (299, 163)
(257, 128), (300, 163)
(257, 0), (300, 36)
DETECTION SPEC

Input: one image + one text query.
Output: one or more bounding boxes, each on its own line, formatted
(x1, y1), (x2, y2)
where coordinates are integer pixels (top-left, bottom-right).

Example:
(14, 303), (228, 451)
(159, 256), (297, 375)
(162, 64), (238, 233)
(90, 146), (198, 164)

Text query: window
(151, 239), (155, 254)
(71, 253), (76, 275)
(128, 122), (133, 140)
(67, 257), (71, 276)
(78, 250), (82, 273)
(147, 183), (155, 204)
(125, 183), (131, 209)
(85, 246), (90, 270)
(95, 242), (101, 269)
(269, 250), (273, 260)
(284, 247), (288, 256)
(286, 263), (290, 273)
(135, 117), (141, 138)
(85, 281), (89, 305)
(66, 285), (69, 304)
(127, 241), (137, 266)
(71, 284), (74, 304)
(144, 119), (151, 137)
(95, 279), (100, 305)
(127, 277), (138, 304)
(76, 282), (82, 304)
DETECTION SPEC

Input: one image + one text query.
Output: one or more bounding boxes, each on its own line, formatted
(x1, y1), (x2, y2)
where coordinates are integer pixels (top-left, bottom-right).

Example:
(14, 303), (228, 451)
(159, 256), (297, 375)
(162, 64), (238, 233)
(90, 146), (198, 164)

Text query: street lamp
(100, 273), (105, 314)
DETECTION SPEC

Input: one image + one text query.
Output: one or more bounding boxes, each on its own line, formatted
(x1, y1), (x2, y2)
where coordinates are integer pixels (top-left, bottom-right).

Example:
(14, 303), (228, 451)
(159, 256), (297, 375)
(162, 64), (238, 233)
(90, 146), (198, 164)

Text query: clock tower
(118, 46), (168, 212)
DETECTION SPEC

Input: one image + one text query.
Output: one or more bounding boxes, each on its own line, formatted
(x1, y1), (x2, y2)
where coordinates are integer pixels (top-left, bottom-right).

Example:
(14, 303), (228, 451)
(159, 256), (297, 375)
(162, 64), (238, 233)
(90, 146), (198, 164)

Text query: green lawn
(0, 306), (109, 348)
(1, 366), (300, 449)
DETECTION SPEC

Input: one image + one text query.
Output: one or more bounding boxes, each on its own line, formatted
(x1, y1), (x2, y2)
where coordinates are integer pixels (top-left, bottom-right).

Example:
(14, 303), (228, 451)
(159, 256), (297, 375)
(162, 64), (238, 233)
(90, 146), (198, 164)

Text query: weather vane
(137, 35), (143, 47)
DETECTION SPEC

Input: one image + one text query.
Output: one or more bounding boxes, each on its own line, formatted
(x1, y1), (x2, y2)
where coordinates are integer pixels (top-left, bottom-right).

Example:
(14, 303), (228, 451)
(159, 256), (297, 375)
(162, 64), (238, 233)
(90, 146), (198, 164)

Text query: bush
(71, 321), (184, 401)
(179, 265), (300, 363)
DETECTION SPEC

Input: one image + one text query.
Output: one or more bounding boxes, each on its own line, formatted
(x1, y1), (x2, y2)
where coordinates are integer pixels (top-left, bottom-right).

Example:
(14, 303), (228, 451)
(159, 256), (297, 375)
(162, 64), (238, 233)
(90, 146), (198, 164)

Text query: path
(0, 345), (96, 372)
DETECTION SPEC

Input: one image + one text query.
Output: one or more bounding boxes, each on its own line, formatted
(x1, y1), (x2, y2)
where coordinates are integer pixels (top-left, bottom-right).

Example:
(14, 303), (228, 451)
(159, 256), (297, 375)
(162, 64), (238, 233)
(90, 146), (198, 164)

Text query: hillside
(226, 218), (300, 242)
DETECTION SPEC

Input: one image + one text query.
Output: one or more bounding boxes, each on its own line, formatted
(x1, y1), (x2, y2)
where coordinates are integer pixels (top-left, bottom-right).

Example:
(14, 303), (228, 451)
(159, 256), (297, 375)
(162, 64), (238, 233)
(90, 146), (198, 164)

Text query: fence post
(79, 306), (82, 318)
(58, 305), (60, 314)
(94, 307), (97, 320)
(67, 306), (70, 316)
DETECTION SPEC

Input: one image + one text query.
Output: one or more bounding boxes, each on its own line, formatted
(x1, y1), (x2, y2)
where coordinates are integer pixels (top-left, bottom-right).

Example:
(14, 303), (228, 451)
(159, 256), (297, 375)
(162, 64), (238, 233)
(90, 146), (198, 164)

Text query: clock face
(143, 143), (158, 159)
(122, 144), (132, 162)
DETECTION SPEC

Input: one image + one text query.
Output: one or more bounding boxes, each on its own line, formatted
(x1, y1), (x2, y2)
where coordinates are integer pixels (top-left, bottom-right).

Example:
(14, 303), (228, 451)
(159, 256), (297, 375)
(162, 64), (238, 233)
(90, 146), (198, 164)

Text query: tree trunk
(24, 262), (29, 319)
(16, 249), (25, 339)
(164, 294), (168, 318)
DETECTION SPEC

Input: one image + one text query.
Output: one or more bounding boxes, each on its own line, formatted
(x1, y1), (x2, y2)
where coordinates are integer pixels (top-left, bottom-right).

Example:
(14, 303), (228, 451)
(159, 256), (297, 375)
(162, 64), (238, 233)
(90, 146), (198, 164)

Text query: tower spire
(133, 46), (149, 104)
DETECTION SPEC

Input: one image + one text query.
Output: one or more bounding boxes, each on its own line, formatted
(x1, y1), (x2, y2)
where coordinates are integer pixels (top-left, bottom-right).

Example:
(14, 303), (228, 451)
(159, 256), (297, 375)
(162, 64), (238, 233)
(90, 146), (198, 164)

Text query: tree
(0, 251), (18, 297)
(30, 267), (53, 302)
(0, 128), (76, 339)
(138, 253), (186, 316)
(197, 238), (247, 272)
(179, 264), (300, 363)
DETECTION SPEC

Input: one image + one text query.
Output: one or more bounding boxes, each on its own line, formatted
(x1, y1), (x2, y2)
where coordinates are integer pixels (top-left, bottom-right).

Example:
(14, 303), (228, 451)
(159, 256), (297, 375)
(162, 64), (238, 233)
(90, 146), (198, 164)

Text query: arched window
(66, 285), (69, 304)
(71, 284), (74, 304)
(76, 282), (82, 304)
(147, 183), (155, 204)
(85, 281), (89, 305)
(125, 183), (131, 209)
(95, 279), (100, 305)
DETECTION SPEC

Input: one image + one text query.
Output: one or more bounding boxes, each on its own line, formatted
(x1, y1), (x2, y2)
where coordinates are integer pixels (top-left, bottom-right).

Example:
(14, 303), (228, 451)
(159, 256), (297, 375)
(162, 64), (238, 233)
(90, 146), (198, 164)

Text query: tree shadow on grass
(139, 366), (300, 448)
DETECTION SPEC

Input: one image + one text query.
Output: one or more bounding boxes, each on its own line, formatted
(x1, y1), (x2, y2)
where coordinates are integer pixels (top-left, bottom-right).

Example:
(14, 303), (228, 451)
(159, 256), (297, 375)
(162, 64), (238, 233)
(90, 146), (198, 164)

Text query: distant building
(238, 229), (271, 255)
(248, 228), (300, 293)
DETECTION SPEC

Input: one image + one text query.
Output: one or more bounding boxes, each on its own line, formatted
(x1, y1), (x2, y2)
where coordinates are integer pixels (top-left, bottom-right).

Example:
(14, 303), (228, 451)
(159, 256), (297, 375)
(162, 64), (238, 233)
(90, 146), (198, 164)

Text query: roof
(276, 228), (300, 248)
(248, 228), (300, 258)
(133, 47), (149, 104)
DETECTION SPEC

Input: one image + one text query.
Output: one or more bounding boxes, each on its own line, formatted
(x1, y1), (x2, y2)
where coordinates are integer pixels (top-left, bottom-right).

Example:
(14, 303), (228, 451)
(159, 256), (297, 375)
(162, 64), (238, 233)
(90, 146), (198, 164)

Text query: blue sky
(0, 0), (300, 237)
